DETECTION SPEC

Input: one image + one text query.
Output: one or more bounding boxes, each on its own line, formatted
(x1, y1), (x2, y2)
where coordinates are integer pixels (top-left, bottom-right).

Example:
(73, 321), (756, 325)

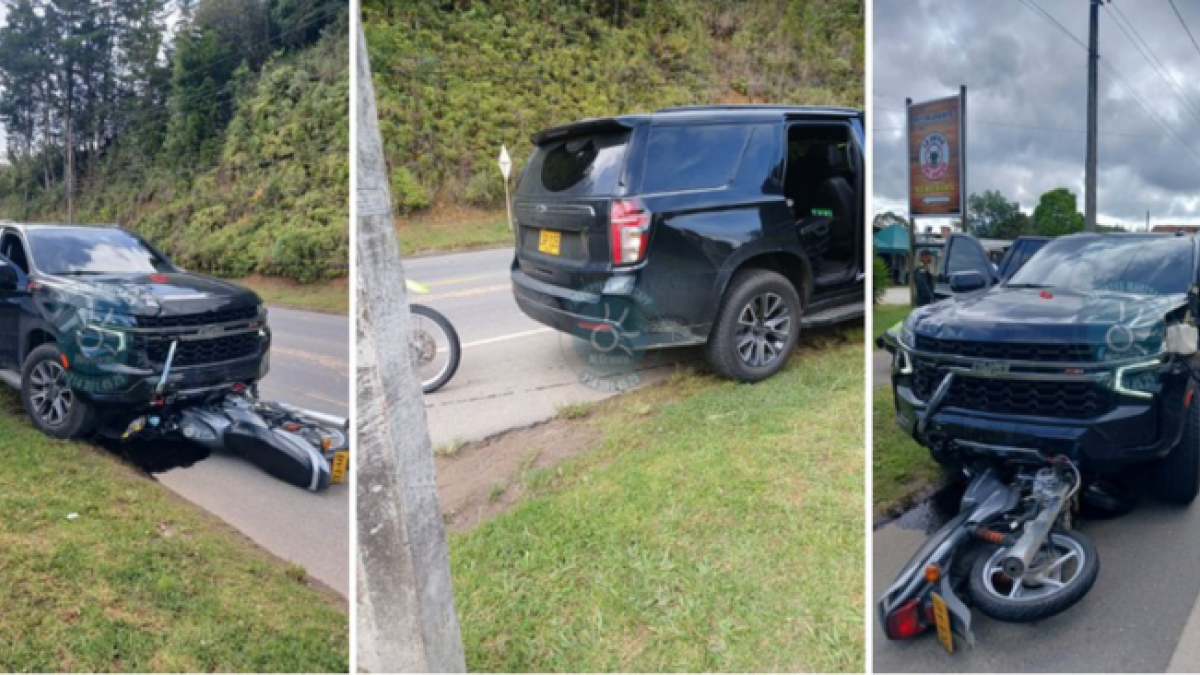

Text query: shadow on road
(98, 437), (212, 474)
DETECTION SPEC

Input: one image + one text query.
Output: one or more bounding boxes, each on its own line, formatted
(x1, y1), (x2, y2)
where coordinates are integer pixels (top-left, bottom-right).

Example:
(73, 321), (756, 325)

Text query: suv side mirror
(949, 270), (987, 294)
(0, 262), (17, 291)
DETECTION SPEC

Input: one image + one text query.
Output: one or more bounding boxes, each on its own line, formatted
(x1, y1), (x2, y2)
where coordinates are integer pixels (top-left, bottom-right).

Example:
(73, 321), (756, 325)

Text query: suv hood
(911, 287), (1187, 346)
(42, 271), (262, 317)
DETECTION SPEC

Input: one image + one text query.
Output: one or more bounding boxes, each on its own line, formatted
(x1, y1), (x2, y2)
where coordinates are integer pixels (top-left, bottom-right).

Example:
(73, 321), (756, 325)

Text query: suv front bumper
(884, 335), (1190, 469)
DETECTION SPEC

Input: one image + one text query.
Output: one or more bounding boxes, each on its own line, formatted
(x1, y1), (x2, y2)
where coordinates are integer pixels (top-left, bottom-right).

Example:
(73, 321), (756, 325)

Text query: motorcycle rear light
(609, 198), (650, 266)
(885, 599), (927, 640)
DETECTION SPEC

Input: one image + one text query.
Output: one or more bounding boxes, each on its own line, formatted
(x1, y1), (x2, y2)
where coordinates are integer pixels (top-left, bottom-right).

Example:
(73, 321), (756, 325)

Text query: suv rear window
(519, 131), (630, 197)
(640, 124), (752, 194)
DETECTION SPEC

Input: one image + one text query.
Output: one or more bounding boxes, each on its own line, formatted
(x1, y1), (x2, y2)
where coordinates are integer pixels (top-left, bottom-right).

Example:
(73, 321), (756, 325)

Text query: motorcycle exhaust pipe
(1000, 492), (1066, 578)
(270, 401), (349, 430)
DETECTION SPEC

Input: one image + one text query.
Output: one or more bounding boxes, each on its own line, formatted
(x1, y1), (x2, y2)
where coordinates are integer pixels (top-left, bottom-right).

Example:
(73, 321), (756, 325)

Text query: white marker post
(499, 144), (513, 232)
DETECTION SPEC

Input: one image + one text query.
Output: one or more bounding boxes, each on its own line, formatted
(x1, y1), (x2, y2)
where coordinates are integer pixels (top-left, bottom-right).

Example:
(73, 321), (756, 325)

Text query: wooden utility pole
(1085, 0), (1100, 232)
(354, 9), (465, 673)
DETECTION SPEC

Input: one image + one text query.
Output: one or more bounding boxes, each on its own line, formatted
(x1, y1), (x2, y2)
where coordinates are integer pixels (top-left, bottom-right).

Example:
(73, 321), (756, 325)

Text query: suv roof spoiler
(530, 117), (634, 145)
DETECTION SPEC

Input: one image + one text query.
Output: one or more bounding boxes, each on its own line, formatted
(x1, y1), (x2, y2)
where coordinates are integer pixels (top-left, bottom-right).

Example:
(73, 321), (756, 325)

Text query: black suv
(883, 232), (1200, 504)
(0, 223), (270, 439)
(510, 105), (865, 382)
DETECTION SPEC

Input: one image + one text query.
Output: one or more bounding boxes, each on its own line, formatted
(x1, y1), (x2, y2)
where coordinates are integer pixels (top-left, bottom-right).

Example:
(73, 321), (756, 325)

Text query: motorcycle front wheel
(968, 529), (1100, 623)
(411, 304), (461, 394)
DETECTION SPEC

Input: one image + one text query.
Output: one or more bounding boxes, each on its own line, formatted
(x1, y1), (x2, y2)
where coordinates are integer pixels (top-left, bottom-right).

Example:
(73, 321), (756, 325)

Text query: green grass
(232, 275), (349, 314)
(871, 385), (944, 513)
(449, 329), (866, 672)
(872, 304), (913, 343)
(397, 213), (513, 257)
(0, 392), (348, 672)
(556, 401), (595, 420)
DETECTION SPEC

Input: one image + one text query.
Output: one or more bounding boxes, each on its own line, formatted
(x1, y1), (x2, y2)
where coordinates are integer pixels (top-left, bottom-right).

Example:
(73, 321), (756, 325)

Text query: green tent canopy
(874, 223), (910, 255)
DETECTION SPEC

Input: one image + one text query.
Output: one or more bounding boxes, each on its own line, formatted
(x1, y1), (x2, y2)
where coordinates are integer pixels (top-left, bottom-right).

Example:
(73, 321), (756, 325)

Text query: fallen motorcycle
(119, 385), (350, 492)
(406, 279), (461, 393)
(878, 450), (1098, 653)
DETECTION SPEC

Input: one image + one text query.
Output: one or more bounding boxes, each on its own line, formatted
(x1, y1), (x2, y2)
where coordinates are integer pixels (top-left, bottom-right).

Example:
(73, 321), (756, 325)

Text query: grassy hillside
(0, 29), (348, 285)
(364, 0), (864, 214)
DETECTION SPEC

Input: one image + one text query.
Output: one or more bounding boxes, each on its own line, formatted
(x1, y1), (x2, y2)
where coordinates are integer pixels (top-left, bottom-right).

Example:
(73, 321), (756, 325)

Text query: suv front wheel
(21, 343), (98, 440)
(706, 269), (802, 383)
(1153, 394), (1200, 505)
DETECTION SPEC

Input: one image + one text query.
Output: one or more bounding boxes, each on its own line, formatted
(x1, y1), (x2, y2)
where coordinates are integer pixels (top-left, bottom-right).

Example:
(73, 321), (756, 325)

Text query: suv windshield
(1006, 235), (1194, 295)
(28, 228), (174, 275)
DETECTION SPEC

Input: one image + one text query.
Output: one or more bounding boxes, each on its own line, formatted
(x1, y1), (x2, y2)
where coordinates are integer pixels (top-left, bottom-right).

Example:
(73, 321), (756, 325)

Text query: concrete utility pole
(1085, 0), (1100, 232)
(354, 9), (466, 673)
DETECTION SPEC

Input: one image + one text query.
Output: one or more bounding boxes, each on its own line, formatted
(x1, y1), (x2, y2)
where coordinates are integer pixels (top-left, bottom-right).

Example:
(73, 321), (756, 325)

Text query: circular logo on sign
(919, 132), (950, 180)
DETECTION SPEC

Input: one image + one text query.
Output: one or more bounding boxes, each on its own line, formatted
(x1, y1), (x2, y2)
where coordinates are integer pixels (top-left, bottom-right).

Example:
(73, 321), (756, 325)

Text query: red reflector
(885, 599), (927, 640)
(149, 273), (170, 283)
(1188, 391), (1194, 409)
(1040, 290), (1054, 299)
(232, 383), (247, 393)
(26, 281), (38, 291)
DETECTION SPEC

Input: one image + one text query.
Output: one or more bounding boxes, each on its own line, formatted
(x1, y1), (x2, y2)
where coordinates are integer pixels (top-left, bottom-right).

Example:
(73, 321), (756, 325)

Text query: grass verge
(397, 208), (512, 257)
(450, 328), (866, 672)
(871, 384), (944, 516)
(872, 304), (912, 343)
(0, 391), (348, 672)
(231, 274), (349, 314)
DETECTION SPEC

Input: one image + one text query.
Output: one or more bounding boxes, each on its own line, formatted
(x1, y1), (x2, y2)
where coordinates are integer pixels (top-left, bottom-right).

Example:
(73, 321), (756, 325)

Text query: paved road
(404, 247), (695, 447)
(155, 307), (350, 598)
(873, 491), (1200, 672)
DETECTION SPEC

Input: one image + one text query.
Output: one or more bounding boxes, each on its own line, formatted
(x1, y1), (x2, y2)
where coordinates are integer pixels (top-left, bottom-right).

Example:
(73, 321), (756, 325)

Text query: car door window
(943, 236), (993, 281)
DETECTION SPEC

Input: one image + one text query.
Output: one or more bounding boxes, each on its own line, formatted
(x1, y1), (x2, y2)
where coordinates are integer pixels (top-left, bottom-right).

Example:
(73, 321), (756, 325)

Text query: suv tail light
(610, 198), (650, 266)
(884, 599), (928, 640)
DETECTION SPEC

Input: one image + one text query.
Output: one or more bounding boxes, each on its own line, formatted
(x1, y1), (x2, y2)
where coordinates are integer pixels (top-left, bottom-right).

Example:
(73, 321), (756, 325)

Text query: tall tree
(966, 189), (1022, 238)
(1032, 188), (1085, 237)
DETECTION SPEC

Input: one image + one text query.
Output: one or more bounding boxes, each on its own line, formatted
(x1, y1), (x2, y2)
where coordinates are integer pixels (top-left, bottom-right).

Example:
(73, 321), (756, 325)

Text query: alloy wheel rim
(29, 360), (73, 427)
(735, 292), (791, 367)
(981, 533), (1087, 601)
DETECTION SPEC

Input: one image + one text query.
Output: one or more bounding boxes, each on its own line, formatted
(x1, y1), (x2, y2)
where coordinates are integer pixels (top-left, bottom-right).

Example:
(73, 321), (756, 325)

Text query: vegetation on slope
(0, 0), (348, 284)
(364, 0), (864, 214)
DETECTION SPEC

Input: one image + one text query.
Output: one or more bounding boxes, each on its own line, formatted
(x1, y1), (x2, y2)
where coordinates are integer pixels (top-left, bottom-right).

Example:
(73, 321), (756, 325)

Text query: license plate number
(931, 592), (955, 654)
(331, 451), (349, 485)
(538, 229), (561, 255)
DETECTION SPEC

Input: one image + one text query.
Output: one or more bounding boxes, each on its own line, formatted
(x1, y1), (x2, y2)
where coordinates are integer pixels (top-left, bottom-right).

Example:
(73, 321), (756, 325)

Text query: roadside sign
(907, 92), (966, 218)
(498, 145), (512, 179)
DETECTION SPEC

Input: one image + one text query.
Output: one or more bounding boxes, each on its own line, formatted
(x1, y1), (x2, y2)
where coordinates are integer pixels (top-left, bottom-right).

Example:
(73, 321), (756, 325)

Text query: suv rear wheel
(1153, 395), (1200, 505)
(21, 343), (98, 440)
(706, 269), (801, 382)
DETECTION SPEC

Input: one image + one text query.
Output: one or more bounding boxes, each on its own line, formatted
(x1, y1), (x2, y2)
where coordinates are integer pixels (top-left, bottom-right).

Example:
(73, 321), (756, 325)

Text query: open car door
(935, 232), (997, 300)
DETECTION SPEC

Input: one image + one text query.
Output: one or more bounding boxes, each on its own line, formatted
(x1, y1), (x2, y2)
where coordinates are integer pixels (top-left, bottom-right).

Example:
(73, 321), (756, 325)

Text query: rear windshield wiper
(1005, 283), (1052, 289)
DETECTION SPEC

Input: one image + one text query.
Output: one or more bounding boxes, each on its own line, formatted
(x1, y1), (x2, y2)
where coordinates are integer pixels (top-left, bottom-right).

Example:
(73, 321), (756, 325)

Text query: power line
(1018, 0), (1200, 170)
(1105, 2), (1200, 132)
(1169, 0), (1200, 65)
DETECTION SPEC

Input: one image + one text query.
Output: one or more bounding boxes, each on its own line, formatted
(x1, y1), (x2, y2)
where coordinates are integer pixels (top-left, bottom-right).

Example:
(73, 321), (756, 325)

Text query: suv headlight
(1115, 360), (1166, 399)
(79, 307), (136, 329)
(900, 315), (917, 349)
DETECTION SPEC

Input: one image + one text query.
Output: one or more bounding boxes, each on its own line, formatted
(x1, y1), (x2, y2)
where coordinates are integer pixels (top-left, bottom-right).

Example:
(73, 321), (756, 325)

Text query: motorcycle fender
(225, 422), (331, 492)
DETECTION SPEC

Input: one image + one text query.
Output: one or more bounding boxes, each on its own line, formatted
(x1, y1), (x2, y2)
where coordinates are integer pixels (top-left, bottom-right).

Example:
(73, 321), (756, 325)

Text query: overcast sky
(874, 0), (1200, 228)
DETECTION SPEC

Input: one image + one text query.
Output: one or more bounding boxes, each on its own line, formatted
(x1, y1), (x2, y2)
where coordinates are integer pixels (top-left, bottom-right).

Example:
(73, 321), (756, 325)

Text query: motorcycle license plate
(538, 229), (561, 255)
(330, 451), (349, 485)
(931, 592), (955, 654)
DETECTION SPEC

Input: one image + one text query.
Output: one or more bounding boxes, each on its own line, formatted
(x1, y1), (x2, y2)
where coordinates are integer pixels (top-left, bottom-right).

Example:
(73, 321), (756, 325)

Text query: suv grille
(134, 332), (262, 368)
(136, 306), (258, 329)
(912, 359), (1114, 419)
(914, 335), (1098, 362)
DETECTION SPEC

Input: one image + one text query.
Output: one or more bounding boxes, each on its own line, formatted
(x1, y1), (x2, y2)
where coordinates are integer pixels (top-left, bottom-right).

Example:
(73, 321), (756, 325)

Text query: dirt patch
(437, 413), (603, 532)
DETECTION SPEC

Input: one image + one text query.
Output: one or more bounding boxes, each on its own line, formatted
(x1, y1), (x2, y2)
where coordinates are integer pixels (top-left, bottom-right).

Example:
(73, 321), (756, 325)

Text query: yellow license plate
(931, 592), (955, 654)
(538, 229), (561, 255)
(330, 451), (349, 485)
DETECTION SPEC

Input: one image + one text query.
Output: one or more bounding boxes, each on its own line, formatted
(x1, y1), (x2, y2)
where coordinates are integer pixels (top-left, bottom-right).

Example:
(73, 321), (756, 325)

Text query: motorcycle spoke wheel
(412, 316), (453, 390)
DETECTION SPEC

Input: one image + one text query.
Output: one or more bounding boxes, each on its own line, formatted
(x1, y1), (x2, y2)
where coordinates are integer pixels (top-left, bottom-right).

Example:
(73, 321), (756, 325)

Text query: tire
(705, 269), (802, 383)
(411, 304), (461, 394)
(1153, 395), (1200, 505)
(968, 529), (1100, 623)
(20, 343), (98, 440)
